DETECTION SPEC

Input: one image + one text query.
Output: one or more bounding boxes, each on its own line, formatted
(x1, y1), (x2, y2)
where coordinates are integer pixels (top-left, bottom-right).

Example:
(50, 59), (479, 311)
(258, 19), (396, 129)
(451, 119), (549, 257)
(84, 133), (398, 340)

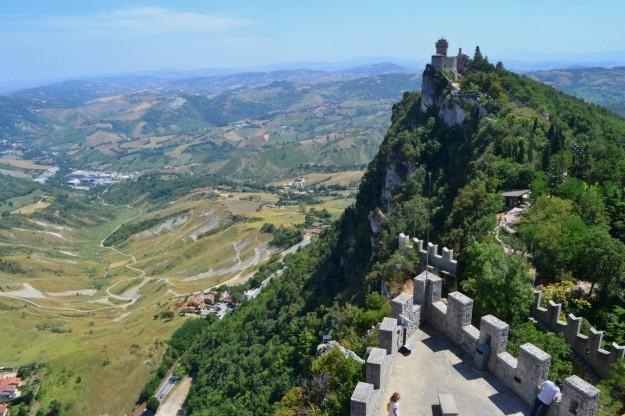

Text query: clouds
(18, 7), (250, 35)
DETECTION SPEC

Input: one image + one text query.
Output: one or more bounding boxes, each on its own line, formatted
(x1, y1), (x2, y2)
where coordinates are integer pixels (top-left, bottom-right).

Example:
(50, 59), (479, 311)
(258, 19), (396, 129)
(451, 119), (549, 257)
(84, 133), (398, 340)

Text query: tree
(146, 397), (160, 412)
(46, 400), (63, 416)
(519, 196), (586, 278)
(474, 46), (483, 62)
(444, 177), (502, 252)
(578, 226), (625, 299)
(508, 322), (572, 382)
(461, 239), (534, 324)
(598, 360), (625, 415)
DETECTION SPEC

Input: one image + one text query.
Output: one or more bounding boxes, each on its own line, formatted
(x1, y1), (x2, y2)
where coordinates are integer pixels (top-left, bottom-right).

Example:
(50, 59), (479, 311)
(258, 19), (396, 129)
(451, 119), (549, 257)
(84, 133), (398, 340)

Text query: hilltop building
(430, 38), (469, 78)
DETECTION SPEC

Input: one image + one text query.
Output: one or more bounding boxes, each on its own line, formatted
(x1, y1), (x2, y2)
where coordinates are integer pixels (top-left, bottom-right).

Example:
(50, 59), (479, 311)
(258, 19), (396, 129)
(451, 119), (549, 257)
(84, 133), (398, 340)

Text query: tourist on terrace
(387, 392), (400, 416)
(530, 380), (562, 416)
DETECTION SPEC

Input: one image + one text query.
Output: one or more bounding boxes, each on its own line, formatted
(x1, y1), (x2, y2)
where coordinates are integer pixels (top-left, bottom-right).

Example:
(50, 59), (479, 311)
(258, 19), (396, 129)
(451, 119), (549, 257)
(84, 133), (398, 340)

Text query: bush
(146, 397), (160, 411)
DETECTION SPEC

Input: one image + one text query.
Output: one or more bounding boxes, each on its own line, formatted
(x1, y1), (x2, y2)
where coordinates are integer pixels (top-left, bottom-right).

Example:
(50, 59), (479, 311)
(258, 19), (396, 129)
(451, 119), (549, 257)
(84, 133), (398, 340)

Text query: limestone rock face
(420, 66), (466, 127)
(440, 102), (465, 126)
(380, 163), (402, 211)
(420, 69), (437, 112)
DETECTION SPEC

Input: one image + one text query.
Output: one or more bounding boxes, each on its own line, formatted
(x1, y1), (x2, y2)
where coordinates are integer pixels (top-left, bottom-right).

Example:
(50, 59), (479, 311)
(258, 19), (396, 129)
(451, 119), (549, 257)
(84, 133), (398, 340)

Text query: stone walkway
(377, 326), (530, 416)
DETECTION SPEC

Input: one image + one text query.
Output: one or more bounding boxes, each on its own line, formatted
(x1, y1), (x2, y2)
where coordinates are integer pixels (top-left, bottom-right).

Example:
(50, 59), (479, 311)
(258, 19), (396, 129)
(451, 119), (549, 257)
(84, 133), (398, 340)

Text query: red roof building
(0, 377), (22, 399)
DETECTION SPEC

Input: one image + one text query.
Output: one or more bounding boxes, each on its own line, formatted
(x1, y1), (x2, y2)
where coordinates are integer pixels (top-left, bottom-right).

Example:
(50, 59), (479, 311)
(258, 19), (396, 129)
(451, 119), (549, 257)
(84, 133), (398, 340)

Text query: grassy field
(0, 157), (52, 170)
(0, 188), (354, 415)
(11, 200), (51, 214)
(269, 170), (365, 188)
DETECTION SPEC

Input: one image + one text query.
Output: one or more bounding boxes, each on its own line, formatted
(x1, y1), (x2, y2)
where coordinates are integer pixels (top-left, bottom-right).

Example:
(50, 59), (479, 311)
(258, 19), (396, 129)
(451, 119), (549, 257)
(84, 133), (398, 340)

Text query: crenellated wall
(351, 317), (399, 416)
(398, 233), (458, 276)
(351, 269), (602, 416)
(532, 291), (625, 378)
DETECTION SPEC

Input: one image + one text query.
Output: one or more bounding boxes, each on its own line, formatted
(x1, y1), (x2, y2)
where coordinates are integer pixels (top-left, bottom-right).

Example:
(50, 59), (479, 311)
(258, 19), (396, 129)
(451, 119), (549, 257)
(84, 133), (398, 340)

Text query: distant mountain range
(0, 65), (420, 183)
(3, 61), (625, 185)
(528, 66), (625, 116)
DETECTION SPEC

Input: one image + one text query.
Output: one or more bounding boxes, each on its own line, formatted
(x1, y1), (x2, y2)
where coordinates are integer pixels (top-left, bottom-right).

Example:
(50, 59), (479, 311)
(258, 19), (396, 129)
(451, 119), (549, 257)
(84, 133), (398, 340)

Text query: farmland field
(0, 187), (353, 415)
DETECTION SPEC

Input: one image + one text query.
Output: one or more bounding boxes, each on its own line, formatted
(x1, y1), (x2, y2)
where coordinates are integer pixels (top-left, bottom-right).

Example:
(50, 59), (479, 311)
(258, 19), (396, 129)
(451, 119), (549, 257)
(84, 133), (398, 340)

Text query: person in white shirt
(531, 380), (562, 416)
(387, 392), (400, 416)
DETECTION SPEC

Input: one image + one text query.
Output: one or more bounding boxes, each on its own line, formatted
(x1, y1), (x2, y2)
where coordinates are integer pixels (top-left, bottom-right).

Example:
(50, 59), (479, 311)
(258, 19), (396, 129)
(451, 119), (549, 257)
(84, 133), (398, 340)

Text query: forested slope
(146, 50), (625, 415)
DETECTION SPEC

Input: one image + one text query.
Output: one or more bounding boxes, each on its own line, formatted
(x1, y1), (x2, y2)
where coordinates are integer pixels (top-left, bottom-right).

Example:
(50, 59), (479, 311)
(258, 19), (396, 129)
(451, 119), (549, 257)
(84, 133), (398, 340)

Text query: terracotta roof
(0, 377), (21, 389)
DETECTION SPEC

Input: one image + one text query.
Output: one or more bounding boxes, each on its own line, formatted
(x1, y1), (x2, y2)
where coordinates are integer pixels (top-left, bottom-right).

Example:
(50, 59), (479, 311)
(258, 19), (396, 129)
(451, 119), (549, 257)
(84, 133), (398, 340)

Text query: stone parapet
(351, 382), (377, 416)
(532, 290), (624, 378)
(379, 317), (399, 355)
(559, 376), (600, 416)
(397, 233), (458, 276)
(351, 250), (603, 416)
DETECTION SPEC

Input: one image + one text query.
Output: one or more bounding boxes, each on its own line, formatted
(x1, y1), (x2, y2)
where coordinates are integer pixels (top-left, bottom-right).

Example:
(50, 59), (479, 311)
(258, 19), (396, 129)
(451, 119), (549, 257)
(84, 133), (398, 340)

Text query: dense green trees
(260, 223), (304, 248)
(508, 322), (572, 382)
(598, 360), (625, 415)
(519, 196), (625, 300)
(461, 239), (534, 324)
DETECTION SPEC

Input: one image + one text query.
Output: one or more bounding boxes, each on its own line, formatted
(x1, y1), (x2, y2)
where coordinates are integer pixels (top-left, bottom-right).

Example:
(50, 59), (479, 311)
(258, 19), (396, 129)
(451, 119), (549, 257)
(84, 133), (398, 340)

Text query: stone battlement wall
(398, 233), (458, 276)
(532, 291), (625, 378)
(351, 270), (601, 416)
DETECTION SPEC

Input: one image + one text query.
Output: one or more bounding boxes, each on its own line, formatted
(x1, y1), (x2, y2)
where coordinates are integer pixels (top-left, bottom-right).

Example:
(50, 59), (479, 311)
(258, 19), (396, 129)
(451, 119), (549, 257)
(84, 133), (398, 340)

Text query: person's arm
(554, 391), (562, 403)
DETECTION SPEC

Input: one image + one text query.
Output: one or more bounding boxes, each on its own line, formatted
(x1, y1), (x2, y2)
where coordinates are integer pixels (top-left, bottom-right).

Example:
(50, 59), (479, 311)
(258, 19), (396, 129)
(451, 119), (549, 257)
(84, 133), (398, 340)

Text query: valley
(2, 53), (625, 416)
(0, 179), (353, 414)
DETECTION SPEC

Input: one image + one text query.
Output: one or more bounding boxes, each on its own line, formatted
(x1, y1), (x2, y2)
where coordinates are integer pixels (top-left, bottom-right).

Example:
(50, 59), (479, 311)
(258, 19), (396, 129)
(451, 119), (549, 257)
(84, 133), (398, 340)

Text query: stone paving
(377, 326), (530, 416)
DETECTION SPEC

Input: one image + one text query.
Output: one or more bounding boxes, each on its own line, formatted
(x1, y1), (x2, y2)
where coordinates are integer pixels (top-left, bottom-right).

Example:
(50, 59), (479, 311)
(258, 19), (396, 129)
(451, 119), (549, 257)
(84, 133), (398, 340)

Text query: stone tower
(430, 39), (457, 76)
(435, 38), (449, 56)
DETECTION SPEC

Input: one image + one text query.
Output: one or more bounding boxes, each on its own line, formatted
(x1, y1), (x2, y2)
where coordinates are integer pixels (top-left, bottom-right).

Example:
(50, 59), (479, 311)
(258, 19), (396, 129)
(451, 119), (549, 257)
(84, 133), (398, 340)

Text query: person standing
(530, 380), (562, 416)
(387, 392), (400, 416)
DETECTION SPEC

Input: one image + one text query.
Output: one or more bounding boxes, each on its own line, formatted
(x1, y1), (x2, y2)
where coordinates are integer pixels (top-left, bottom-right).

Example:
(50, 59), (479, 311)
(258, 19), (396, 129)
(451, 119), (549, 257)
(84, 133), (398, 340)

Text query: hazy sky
(2, 0), (625, 82)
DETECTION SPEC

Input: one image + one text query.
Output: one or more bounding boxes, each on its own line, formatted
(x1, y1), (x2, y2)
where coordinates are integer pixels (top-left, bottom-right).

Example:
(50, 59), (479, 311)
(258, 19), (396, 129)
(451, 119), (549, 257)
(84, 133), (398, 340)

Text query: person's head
(390, 392), (400, 402)
(555, 380), (562, 389)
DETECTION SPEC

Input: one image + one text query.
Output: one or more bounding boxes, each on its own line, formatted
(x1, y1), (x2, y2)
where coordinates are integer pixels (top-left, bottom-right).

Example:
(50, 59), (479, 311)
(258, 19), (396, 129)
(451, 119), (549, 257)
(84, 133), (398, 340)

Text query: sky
(2, 0), (625, 83)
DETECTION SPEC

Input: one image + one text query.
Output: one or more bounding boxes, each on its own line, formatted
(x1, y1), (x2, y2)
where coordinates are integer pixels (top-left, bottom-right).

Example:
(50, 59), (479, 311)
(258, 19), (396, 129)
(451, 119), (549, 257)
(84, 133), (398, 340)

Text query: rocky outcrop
(317, 340), (365, 364)
(380, 163), (402, 211)
(440, 102), (465, 126)
(420, 65), (466, 127)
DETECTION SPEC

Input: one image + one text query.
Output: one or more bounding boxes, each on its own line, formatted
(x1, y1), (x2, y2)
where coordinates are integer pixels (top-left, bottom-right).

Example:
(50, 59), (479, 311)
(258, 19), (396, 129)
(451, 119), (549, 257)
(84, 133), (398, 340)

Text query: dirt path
(0, 205), (152, 314)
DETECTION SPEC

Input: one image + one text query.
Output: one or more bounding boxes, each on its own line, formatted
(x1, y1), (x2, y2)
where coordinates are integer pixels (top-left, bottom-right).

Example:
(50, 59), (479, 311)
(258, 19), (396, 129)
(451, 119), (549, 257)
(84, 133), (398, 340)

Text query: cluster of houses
(33, 166), (59, 184)
(0, 369), (22, 414)
(180, 290), (235, 319)
(279, 177), (306, 191)
(66, 169), (136, 189)
(0, 370), (21, 400)
(0, 139), (20, 156)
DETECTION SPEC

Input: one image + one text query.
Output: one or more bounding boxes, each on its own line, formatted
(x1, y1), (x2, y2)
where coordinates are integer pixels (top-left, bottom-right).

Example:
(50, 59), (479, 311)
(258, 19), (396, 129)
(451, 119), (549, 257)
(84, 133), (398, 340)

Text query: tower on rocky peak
(435, 38), (449, 56)
(430, 38), (469, 79)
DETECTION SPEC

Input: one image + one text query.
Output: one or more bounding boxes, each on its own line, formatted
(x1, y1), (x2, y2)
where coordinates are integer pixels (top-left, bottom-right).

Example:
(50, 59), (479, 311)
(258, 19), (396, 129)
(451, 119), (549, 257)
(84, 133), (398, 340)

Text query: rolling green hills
(1, 68), (419, 183)
(528, 66), (625, 116)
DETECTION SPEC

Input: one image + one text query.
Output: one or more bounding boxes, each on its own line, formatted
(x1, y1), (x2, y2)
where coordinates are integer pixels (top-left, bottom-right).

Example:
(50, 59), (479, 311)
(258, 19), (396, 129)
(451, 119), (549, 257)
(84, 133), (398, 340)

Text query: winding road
(0, 205), (152, 314)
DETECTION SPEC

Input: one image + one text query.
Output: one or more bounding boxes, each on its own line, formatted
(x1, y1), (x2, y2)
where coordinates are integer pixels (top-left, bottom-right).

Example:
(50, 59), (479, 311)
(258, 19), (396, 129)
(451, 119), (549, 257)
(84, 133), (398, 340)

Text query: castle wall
(351, 319), (398, 416)
(351, 239), (602, 416)
(398, 233), (458, 276)
(532, 290), (625, 378)
(431, 55), (458, 75)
